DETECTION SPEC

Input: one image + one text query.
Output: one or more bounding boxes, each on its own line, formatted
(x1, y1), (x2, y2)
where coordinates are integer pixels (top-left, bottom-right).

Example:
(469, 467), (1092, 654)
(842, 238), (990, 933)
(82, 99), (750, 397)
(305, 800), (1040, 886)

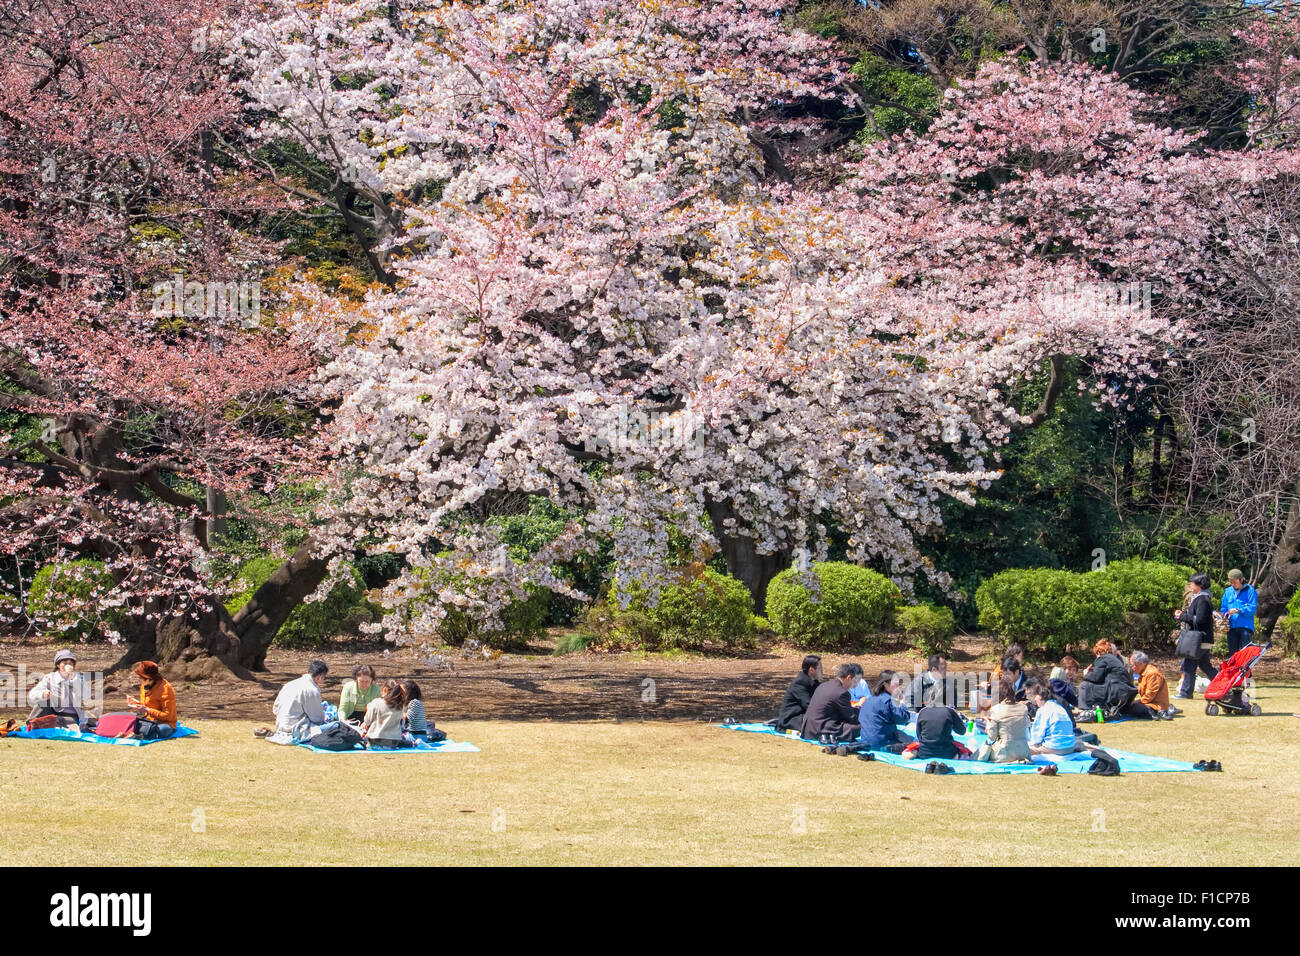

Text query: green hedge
(896, 603), (956, 657)
(28, 560), (123, 641)
(415, 551), (552, 649)
(765, 562), (901, 649)
(587, 568), (757, 651)
(225, 556), (379, 647)
(1100, 558), (1195, 646)
(976, 567), (1119, 656)
(975, 560), (1213, 655)
(437, 586), (551, 649)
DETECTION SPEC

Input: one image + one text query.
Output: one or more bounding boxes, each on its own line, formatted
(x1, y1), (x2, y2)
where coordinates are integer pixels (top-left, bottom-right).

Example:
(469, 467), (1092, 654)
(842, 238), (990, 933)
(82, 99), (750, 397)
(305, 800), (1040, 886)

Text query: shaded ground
(4, 630), (1298, 724)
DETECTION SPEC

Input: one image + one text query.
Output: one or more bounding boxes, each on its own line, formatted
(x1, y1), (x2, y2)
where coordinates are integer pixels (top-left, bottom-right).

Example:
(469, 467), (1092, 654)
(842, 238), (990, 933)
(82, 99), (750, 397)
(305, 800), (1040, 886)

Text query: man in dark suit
(904, 654), (954, 709)
(801, 663), (863, 742)
(776, 655), (822, 732)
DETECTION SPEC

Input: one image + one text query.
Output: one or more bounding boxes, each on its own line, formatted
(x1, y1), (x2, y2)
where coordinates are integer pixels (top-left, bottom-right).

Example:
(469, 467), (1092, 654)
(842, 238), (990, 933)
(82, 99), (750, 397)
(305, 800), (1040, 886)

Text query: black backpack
(1087, 751), (1121, 776)
(306, 722), (364, 752)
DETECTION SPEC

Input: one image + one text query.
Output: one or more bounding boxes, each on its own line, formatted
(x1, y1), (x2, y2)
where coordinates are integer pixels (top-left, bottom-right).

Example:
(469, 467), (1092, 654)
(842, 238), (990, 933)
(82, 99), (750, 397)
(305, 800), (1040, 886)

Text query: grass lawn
(2, 683), (1298, 866)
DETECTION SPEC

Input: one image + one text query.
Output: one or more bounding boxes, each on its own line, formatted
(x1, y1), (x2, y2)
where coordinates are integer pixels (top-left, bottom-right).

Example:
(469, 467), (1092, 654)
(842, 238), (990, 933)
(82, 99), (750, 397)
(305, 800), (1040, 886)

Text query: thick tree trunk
(705, 498), (790, 612)
(1253, 482), (1300, 642)
(113, 602), (253, 682)
(114, 537), (330, 679)
(229, 537), (330, 670)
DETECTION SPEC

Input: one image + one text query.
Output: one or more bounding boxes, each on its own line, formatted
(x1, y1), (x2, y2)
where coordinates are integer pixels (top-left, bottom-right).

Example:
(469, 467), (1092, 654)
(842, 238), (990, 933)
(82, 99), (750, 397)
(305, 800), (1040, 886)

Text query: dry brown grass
(2, 683), (1298, 865)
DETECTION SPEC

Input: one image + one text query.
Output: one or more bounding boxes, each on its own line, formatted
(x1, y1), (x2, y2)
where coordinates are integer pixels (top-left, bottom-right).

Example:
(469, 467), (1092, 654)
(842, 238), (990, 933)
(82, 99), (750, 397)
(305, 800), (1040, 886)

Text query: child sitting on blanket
(363, 680), (411, 749)
(399, 680), (448, 745)
(904, 686), (973, 759)
(401, 680), (427, 741)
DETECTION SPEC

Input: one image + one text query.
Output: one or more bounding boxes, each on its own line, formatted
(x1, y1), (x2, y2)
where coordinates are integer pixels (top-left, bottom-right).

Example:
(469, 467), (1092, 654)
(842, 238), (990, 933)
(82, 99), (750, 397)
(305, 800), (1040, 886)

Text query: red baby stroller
(1203, 641), (1269, 716)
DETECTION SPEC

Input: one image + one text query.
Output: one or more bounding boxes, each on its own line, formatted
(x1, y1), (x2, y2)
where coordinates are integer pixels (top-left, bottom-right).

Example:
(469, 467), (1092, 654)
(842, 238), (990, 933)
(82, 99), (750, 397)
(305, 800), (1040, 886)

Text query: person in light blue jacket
(1220, 569), (1258, 657)
(1027, 682), (1083, 755)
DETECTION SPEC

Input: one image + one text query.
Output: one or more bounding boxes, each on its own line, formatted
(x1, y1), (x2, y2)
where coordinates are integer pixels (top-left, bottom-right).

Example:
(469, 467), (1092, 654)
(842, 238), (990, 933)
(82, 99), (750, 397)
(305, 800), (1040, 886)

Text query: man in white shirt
(273, 660), (329, 741)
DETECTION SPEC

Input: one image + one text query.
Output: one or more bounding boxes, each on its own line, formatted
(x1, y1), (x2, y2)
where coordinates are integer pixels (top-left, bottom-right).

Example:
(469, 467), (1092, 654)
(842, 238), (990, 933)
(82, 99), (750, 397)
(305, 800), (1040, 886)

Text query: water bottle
(1095, 706), (1105, 724)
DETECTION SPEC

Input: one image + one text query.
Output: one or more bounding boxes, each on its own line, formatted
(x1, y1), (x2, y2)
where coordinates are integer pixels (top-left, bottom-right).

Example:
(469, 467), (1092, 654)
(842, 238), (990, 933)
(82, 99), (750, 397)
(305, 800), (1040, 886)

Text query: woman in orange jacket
(126, 660), (177, 739)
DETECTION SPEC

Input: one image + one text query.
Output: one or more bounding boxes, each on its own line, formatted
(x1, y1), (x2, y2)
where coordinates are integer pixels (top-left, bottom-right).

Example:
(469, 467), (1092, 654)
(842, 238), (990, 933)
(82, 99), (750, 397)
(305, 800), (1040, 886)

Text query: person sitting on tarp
(273, 660), (329, 741)
(1000, 657), (1028, 703)
(362, 679), (412, 749)
(339, 664), (380, 722)
(903, 654), (953, 709)
(1028, 681), (1085, 755)
(1048, 676), (1079, 711)
(801, 663), (862, 742)
(974, 678), (1031, 764)
(859, 669), (914, 751)
(1121, 651), (1175, 721)
(125, 660), (177, 739)
(1078, 640), (1137, 717)
(27, 649), (99, 730)
(908, 686), (972, 760)
(776, 655), (822, 732)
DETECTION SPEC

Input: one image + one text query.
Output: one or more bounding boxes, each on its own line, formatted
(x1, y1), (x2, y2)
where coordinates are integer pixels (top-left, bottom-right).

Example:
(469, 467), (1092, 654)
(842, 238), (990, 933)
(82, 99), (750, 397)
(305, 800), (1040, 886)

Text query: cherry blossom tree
(247, 2), (1276, 659)
(0, 0), (328, 675)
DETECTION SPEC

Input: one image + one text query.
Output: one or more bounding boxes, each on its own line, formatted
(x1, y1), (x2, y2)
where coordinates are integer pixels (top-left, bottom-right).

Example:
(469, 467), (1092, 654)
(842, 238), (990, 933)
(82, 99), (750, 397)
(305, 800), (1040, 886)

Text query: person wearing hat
(1219, 569), (1258, 657)
(26, 649), (100, 730)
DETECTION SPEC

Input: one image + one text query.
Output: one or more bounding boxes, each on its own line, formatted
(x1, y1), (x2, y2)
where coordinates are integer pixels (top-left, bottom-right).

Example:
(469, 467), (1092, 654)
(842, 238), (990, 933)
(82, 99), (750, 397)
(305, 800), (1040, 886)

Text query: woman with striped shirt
(401, 680), (427, 741)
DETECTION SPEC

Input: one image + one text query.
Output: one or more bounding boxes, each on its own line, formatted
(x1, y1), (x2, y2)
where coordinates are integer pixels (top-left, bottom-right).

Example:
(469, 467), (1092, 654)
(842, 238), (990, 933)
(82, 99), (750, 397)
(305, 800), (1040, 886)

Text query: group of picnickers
(771, 570), (1263, 766)
(261, 661), (445, 749)
(11, 649), (177, 740)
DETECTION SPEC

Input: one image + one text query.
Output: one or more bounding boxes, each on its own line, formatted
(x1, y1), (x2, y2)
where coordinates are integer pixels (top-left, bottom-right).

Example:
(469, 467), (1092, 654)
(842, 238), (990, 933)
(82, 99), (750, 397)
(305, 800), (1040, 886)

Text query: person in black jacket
(1174, 573), (1219, 699)
(801, 663), (862, 742)
(776, 655), (822, 732)
(1078, 640), (1137, 715)
(911, 686), (970, 759)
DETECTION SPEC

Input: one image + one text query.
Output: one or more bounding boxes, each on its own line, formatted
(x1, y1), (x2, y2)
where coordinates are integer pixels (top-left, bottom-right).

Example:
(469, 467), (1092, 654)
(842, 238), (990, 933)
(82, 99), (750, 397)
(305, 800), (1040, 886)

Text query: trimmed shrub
(28, 560), (123, 641)
(975, 567), (1119, 656)
(896, 603), (956, 658)
(591, 568), (757, 651)
(225, 556), (379, 647)
(765, 562), (902, 649)
(437, 586), (551, 649)
(1100, 558), (1195, 647)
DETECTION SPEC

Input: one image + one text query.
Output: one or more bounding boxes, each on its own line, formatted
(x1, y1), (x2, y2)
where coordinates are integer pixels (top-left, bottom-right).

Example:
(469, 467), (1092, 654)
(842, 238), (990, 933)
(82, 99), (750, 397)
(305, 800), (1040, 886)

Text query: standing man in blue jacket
(1220, 569), (1258, 657)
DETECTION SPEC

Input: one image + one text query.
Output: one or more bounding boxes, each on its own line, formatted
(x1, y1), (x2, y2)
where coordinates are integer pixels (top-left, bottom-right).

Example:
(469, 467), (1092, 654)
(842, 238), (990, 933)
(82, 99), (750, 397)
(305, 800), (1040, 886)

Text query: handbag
(95, 713), (141, 738)
(1176, 627), (1206, 658)
(1176, 592), (1212, 658)
(26, 713), (75, 731)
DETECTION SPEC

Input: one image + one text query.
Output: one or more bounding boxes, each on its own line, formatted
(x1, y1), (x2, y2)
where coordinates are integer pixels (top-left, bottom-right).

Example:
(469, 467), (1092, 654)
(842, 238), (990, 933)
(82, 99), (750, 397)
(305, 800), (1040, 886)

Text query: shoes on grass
(1037, 764), (1059, 776)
